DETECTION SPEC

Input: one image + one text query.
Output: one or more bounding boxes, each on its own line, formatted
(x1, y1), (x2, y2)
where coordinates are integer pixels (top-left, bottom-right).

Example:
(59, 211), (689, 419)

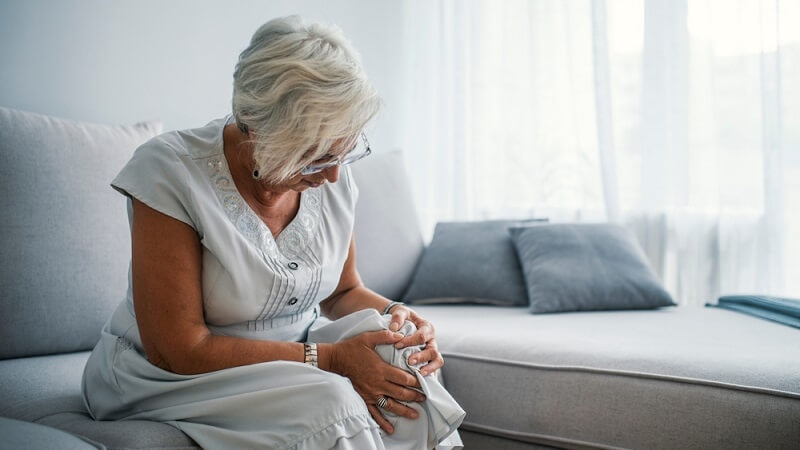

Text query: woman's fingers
(367, 404), (394, 434)
(396, 318), (434, 349)
(368, 391), (423, 434)
(362, 329), (405, 347)
(389, 307), (410, 332)
(383, 376), (425, 402)
(406, 339), (444, 376)
(384, 309), (444, 376)
(384, 365), (421, 390)
(356, 385), (423, 436)
(407, 344), (438, 365)
(381, 396), (419, 420)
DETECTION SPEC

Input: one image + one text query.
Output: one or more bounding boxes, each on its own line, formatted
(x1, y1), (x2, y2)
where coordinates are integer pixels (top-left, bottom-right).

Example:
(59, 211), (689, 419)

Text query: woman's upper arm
(130, 198), (208, 372)
(319, 235), (363, 317)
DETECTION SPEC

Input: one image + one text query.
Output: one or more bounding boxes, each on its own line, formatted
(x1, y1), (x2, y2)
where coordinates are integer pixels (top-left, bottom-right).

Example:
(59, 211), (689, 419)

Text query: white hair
(232, 15), (381, 183)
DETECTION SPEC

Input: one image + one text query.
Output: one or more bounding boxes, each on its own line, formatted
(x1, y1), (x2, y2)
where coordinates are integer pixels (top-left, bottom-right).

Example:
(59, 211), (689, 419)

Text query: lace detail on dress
(205, 156), (321, 260)
(277, 189), (322, 260)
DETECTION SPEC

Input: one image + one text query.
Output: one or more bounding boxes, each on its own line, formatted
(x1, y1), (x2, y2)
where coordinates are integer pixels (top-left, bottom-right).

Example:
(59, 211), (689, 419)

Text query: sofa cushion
(510, 223), (675, 313)
(0, 352), (198, 449)
(0, 416), (104, 450)
(415, 305), (800, 450)
(403, 220), (544, 306)
(351, 150), (424, 300)
(38, 413), (199, 450)
(0, 352), (89, 421)
(0, 107), (161, 359)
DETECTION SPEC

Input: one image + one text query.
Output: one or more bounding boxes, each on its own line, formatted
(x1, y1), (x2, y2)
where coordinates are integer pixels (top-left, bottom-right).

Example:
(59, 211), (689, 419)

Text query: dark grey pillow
(509, 224), (675, 313)
(402, 219), (545, 306)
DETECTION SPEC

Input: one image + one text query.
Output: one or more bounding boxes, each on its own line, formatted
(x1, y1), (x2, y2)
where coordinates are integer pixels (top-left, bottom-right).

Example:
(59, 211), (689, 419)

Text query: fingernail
(417, 395), (426, 402)
(410, 411), (419, 419)
(393, 332), (404, 339)
(395, 342), (405, 349)
(390, 323), (400, 331)
(409, 357), (417, 364)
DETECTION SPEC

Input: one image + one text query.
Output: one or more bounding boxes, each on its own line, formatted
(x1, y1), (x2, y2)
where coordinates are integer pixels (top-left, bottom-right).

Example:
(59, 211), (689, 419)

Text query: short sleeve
(111, 139), (196, 229)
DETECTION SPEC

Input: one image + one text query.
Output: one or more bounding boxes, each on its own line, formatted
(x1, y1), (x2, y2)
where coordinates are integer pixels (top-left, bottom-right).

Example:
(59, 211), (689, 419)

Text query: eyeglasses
(300, 133), (372, 175)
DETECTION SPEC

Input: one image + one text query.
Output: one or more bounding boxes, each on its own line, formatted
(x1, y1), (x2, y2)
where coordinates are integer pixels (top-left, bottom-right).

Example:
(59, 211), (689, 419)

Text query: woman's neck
(222, 123), (298, 211)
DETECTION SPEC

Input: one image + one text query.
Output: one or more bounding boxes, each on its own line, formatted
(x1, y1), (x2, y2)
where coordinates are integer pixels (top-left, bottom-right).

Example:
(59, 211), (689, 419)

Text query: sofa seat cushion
(0, 352), (197, 449)
(414, 305), (800, 450)
(0, 416), (103, 450)
(0, 352), (89, 421)
(37, 413), (199, 450)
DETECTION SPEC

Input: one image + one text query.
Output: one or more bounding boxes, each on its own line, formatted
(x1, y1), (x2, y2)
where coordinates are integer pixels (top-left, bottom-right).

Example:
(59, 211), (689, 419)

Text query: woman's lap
(83, 330), (382, 449)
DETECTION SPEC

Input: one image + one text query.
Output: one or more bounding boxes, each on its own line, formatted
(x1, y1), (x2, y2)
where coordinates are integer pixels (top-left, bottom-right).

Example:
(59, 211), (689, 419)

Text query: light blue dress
(81, 117), (464, 449)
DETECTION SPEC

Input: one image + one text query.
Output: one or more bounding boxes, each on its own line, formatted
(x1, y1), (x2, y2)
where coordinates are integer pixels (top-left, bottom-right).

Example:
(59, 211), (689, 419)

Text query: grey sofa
(1, 107), (799, 450)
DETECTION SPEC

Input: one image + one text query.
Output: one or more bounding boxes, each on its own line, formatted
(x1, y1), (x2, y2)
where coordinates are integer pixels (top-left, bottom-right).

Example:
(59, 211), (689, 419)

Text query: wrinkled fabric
(309, 309), (465, 449)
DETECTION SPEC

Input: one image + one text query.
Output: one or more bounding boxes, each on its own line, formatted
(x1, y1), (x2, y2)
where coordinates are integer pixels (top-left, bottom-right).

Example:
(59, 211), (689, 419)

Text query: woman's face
(271, 136), (353, 192)
(281, 164), (340, 192)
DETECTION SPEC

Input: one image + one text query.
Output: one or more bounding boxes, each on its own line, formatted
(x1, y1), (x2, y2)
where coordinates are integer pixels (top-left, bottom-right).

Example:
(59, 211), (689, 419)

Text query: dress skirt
(82, 308), (464, 450)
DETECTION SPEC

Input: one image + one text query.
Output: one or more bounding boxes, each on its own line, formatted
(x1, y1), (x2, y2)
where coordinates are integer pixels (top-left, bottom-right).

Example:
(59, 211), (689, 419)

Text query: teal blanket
(708, 295), (800, 329)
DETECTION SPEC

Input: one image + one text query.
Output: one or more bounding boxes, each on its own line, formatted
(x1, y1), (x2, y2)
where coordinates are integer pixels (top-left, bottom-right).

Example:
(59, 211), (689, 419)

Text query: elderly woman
(82, 15), (463, 450)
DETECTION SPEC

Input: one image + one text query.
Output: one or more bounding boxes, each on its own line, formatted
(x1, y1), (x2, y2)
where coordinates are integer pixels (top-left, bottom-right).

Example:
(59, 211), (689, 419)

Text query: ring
(376, 396), (389, 409)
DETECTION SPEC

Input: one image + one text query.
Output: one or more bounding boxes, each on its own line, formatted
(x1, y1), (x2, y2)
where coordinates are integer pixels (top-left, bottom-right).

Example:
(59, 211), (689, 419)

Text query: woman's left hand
(387, 305), (443, 377)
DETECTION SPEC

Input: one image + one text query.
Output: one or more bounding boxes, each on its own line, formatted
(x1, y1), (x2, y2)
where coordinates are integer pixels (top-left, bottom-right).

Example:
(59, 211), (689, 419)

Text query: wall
(0, 0), (405, 149)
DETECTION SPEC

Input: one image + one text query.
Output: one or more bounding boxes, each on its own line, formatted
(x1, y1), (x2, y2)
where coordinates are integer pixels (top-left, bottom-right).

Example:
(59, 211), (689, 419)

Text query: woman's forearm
(146, 287), (391, 376)
(156, 333), (298, 375)
(152, 332), (332, 375)
(320, 285), (393, 321)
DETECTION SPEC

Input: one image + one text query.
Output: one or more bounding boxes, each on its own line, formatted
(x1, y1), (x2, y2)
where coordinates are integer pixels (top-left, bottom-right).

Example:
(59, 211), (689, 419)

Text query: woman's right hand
(324, 330), (426, 434)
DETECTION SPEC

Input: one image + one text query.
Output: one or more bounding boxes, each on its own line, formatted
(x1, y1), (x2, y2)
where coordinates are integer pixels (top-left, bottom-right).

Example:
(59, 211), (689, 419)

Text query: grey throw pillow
(509, 224), (675, 313)
(0, 107), (161, 359)
(403, 219), (545, 306)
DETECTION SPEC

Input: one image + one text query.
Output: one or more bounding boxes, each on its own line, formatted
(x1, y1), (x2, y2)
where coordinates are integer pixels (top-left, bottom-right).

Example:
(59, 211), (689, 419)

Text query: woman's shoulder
(139, 117), (227, 161)
(111, 119), (226, 228)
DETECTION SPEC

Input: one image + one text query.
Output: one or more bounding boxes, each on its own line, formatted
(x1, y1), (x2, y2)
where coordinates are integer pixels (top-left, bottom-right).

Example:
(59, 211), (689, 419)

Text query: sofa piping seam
(441, 351), (800, 400)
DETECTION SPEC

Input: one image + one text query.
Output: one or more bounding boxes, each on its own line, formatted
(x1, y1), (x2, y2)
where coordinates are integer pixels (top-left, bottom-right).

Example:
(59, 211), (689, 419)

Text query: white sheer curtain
(399, 0), (799, 305)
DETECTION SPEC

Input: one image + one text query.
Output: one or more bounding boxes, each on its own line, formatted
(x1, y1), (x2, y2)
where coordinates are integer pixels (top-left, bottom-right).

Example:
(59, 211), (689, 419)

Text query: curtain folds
(400, 0), (799, 305)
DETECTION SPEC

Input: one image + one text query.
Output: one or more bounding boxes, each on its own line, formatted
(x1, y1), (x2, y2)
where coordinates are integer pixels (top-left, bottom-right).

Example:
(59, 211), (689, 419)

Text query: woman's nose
(323, 165), (340, 183)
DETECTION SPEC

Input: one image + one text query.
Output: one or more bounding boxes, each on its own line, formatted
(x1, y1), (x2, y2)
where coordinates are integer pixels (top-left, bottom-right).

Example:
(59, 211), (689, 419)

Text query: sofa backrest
(351, 150), (425, 300)
(0, 107), (161, 359)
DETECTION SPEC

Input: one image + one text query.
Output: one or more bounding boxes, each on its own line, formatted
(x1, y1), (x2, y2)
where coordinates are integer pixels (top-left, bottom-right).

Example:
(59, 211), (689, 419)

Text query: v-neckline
(224, 158), (305, 244)
(205, 116), (322, 260)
